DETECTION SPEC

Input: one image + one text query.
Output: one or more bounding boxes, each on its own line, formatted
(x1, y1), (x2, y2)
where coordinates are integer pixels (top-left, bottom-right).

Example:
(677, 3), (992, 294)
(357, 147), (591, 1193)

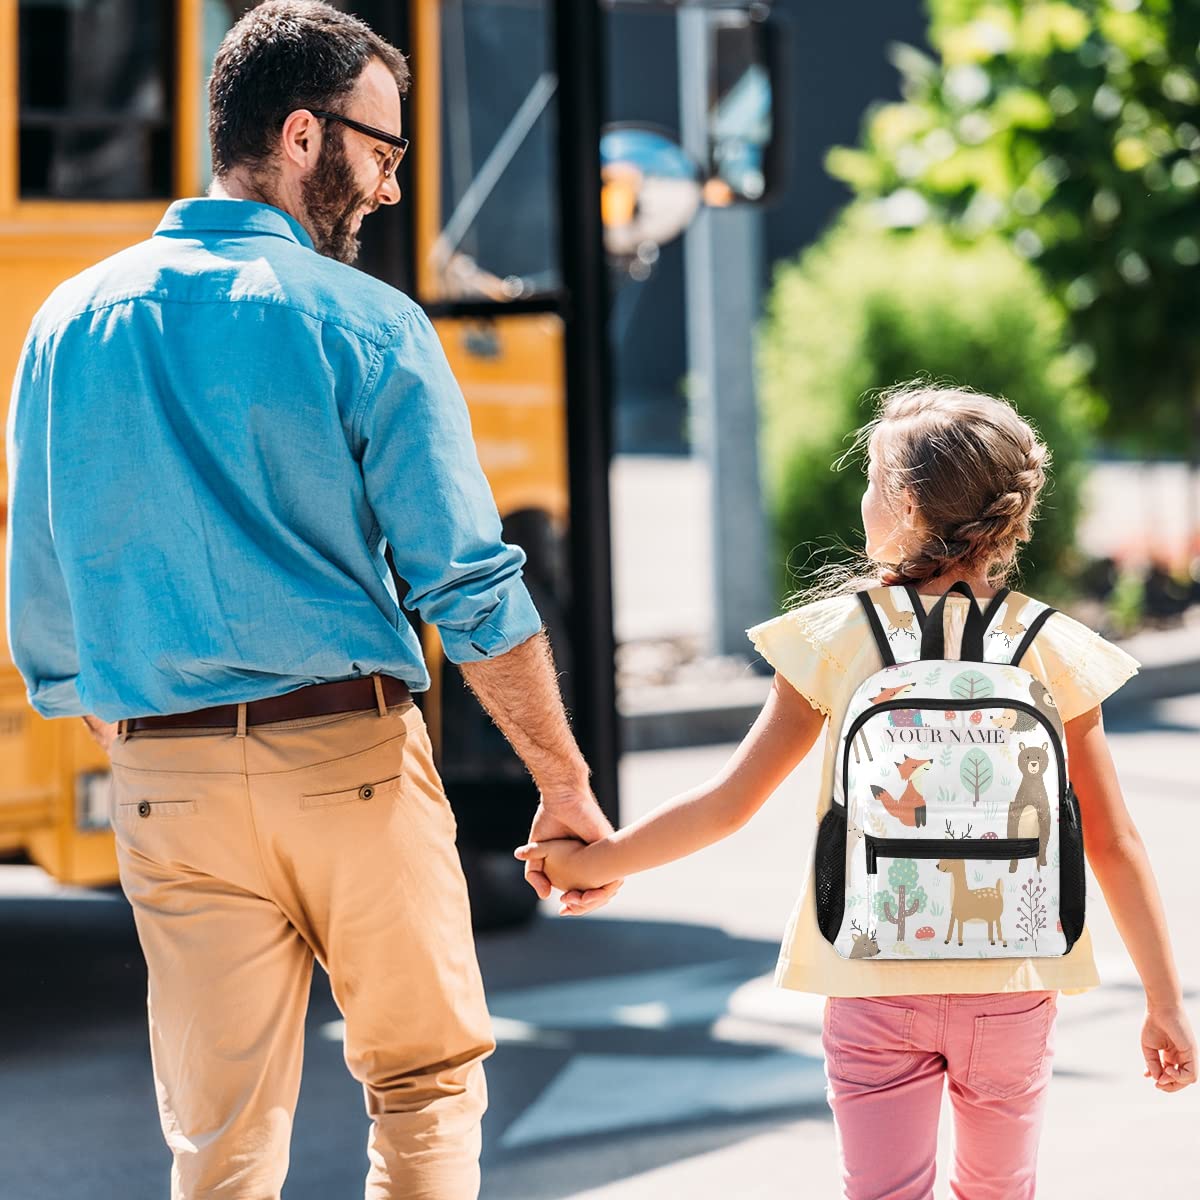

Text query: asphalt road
(2, 694), (1198, 1199)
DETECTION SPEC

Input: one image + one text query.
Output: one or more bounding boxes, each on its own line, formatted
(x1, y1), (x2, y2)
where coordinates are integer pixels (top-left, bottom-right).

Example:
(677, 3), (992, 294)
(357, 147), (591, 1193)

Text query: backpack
(815, 581), (1085, 961)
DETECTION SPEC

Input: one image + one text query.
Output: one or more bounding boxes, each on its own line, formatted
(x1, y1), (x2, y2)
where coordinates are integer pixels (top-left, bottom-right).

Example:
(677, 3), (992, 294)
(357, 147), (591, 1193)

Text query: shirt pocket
(300, 773), (404, 810)
(967, 994), (1056, 1099)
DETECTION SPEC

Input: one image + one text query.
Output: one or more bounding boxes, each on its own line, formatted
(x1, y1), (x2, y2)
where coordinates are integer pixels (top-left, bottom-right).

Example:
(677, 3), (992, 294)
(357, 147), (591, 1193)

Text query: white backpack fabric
(816, 582), (1085, 961)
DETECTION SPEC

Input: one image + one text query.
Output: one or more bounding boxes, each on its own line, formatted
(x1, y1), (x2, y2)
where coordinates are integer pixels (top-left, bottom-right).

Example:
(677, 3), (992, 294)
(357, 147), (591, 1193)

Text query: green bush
(757, 211), (1099, 603)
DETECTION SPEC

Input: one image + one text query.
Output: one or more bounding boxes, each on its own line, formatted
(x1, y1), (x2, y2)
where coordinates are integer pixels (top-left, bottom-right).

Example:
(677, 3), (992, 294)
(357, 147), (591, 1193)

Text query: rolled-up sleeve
(5, 333), (84, 717)
(354, 306), (542, 663)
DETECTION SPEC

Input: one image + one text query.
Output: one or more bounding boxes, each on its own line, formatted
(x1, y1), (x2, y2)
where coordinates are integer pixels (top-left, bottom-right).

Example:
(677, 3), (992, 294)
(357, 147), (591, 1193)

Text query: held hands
(514, 836), (611, 899)
(521, 781), (623, 915)
(1141, 1005), (1197, 1092)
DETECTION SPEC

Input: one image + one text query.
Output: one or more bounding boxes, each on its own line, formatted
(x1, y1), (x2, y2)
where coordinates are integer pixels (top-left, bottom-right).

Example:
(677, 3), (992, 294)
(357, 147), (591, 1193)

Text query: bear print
(1008, 742), (1051, 871)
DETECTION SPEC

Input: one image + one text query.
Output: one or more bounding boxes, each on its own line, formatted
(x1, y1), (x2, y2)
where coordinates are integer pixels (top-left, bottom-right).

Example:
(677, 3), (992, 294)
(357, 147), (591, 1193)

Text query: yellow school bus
(1, 0), (778, 923)
(0, 0), (609, 925)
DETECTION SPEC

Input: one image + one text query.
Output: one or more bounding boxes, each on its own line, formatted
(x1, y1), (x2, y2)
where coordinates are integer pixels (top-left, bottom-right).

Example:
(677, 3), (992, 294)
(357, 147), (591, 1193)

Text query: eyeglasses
(309, 109), (410, 179)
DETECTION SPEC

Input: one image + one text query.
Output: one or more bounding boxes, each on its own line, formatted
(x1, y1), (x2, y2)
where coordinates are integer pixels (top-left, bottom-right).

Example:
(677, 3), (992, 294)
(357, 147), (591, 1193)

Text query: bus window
(17, 0), (176, 199)
(427, 0), (560, 303)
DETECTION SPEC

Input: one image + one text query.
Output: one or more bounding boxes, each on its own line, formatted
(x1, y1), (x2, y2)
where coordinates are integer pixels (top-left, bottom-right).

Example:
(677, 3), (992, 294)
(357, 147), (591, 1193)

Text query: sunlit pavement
(1, 695), (1197, 1198)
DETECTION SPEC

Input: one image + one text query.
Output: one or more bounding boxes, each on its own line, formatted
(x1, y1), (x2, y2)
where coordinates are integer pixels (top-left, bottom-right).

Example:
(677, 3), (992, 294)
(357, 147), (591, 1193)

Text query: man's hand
(525, 786), (622, 916)
(82, 715), (118, 755)
(457, 634), (625, 914)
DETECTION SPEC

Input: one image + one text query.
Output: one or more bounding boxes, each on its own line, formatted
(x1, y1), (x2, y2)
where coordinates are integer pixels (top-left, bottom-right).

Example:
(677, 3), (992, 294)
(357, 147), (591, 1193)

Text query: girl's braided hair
(789, 382), (1050, 604)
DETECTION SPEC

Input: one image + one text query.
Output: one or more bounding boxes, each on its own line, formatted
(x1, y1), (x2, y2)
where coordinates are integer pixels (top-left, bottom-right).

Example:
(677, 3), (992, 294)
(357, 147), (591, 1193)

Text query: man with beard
(5, 3), (618, 1197)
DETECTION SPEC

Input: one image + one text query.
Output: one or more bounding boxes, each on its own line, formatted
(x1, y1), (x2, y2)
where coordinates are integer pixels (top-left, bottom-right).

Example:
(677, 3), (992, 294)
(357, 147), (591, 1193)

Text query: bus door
(355, 0), (618, 926)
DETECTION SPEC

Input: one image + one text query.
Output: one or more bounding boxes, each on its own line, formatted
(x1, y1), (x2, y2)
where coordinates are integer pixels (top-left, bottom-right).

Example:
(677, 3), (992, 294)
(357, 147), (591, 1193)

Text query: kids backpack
(816, 581), (1085, 961)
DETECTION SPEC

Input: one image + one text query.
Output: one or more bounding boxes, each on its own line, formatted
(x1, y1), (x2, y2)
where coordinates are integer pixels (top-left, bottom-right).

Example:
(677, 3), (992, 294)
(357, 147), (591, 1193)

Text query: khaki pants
(109, 697), (494, 1200)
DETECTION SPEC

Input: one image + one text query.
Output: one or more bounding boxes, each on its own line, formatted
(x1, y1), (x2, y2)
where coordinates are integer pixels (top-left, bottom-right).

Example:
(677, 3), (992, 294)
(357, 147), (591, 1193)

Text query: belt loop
(118, 718), (129, 742)
(372, 674), (388, 717)
(236, 703), (247, 738)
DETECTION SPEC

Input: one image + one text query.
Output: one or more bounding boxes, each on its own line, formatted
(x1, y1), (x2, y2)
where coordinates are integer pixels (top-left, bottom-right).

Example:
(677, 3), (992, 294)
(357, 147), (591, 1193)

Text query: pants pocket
(967, 994), (1056, 1099)
(825, 997), (918, 1086)
(300, 773), (404, 810)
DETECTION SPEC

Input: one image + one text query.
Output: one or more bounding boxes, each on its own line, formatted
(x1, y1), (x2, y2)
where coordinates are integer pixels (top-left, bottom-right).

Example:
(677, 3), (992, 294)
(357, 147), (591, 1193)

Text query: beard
(300, 130), (374, 265)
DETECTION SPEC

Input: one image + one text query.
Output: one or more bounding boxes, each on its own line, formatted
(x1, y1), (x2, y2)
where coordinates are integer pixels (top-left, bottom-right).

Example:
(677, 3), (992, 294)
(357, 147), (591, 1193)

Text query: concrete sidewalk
(476, 694), (1200, 1200)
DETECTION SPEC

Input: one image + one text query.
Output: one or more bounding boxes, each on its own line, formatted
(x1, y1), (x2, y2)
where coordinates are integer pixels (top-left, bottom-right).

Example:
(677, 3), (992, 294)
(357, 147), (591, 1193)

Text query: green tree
(950, 669), (996, 699)
(829, 0), (1200, 467)
(874, 858), (929, 941)
(960, 747), (996, 804)
(758, 214), (1096, 601)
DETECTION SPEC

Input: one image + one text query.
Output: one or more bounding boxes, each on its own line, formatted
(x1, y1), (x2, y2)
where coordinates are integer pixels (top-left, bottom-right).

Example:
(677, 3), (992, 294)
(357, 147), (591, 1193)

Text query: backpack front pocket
(862, 837), (1043, 957)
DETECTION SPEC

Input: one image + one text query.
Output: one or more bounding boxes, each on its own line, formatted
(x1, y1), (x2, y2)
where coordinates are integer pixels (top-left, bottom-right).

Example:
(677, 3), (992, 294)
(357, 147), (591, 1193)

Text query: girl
(517, 385), (1196, 1199)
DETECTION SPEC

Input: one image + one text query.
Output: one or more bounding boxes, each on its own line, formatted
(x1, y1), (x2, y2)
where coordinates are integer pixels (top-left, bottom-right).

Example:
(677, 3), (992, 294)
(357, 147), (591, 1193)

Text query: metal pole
(553, 0), (620, 822)
(678, 6), (773, 655)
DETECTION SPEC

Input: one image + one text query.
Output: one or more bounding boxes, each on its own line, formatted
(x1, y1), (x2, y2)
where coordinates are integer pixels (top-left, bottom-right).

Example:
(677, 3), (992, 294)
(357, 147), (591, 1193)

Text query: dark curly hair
(208, 0), (409, 177)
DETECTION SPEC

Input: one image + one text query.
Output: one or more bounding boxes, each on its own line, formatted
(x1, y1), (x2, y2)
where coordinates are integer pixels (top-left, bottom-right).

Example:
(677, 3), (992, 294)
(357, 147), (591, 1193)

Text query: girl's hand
(514, 837), (614, 899)
(1141, 1005), (1196, 1092)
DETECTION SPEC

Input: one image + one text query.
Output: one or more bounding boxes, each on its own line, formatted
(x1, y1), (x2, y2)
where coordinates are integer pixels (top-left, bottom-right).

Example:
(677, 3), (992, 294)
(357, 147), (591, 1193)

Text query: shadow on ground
(0, 888), (824, 1200)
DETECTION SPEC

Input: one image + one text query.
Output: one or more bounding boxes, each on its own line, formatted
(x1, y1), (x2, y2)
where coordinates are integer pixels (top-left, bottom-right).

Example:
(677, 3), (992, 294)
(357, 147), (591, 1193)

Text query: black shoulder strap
(1010, 606), (1057, 667)
(855, 589), (896, 668)
(902, 585), (926, 626)
(980, 587), (1011, 631)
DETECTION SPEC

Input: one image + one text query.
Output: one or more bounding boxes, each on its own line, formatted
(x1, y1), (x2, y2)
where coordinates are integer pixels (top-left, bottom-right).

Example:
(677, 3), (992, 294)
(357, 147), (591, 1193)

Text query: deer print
(852, 682), (916, 764)
(876, 589), (921, 643)
(991, 596), (1032, 649)
(848, 919), (881, 959)
(936, 858), (1007, 947)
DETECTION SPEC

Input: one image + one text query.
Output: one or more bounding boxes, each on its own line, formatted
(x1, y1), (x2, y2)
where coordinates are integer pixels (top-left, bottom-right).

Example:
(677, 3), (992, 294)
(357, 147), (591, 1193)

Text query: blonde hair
(790, 382), (1050, 604)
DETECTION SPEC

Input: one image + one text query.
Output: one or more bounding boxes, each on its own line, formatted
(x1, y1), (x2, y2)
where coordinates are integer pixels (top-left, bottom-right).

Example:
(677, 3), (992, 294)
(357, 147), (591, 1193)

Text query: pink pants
(822, 991), (1058, 1200)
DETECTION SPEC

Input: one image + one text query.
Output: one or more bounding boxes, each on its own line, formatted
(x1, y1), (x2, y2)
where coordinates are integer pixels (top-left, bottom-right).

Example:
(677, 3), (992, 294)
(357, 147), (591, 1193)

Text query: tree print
(873, 858), (927, 942)
(950, 670), (994, 700)
(1016, 876), (1048, 952)
(960, 749), (994, 806)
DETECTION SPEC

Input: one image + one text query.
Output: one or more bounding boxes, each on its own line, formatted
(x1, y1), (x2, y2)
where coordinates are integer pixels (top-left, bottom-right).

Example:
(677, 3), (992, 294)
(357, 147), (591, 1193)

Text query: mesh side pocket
(814, 801), (848, 946)
(1059, 783), (1086, 951)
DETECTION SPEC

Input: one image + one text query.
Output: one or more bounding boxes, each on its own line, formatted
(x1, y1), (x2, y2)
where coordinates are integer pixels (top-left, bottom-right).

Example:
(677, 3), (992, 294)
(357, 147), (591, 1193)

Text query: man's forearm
(458, 631), (589, 792)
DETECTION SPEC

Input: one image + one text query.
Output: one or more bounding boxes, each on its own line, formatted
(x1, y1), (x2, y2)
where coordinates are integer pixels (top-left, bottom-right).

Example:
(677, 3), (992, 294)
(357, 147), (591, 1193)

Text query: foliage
(950, 669), (995, 699)
(1016, 873), (1049, 949)
(873, 857), (929, 941)
(828, 0), (1200, 455)
(961, 748), (995, 802)
(758, 214), (1096, 601)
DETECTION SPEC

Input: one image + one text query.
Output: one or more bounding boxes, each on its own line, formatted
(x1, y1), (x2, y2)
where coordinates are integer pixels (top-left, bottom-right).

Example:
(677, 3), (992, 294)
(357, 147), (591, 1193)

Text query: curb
(619, 635), (1200, 754)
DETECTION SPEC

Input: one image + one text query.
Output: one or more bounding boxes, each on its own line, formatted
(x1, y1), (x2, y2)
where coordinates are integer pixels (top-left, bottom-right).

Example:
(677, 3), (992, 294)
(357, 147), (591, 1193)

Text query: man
(5, 3), (617, 1196)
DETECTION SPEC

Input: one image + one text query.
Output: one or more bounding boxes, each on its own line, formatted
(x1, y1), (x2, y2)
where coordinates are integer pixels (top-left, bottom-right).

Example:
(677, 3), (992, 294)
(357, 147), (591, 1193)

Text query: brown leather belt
(124, 675), (412, 733)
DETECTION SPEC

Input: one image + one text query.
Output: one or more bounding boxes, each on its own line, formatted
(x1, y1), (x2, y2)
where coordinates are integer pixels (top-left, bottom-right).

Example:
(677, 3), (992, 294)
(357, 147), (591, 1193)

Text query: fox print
(870, 755), (933, 828)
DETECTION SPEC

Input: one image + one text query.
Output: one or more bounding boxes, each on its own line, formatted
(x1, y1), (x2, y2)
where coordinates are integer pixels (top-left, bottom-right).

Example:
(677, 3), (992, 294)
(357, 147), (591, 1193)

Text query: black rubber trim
(842, 697), (1066, 812)
(865, 834), (1039, 875)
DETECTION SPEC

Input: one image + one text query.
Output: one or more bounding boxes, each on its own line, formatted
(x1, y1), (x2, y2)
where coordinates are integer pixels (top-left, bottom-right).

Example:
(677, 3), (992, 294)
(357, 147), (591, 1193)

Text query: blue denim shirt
(6, 198), (541, 720)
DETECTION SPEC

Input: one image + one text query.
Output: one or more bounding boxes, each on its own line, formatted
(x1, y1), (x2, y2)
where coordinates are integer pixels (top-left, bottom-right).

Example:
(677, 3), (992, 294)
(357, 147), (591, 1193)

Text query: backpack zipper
(842, 697), (1065, 810)
(864, 834), (1039, 875)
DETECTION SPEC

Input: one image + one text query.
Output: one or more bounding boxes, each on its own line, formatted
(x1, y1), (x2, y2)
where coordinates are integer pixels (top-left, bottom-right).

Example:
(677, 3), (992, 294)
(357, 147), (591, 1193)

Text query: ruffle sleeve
(1028, 610), (1141, 723)
(746, 594), (861, 720)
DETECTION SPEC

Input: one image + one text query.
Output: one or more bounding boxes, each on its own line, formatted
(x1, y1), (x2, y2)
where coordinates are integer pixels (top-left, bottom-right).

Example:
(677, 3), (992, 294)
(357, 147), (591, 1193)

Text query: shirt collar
(154, 198), (315, 251)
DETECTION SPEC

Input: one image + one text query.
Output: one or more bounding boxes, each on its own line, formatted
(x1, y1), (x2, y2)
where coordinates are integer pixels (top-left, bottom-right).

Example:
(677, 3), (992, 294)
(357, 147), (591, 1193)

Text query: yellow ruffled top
(747, 589), (1141, 997)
